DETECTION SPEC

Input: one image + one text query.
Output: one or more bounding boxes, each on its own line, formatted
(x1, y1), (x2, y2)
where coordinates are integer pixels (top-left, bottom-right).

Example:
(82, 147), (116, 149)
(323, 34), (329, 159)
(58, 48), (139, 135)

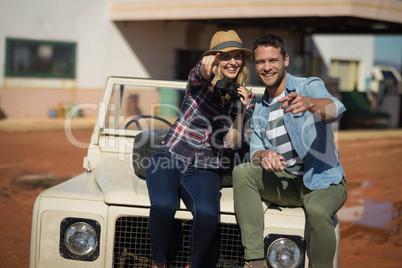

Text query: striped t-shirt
(265, 92), (305, 175)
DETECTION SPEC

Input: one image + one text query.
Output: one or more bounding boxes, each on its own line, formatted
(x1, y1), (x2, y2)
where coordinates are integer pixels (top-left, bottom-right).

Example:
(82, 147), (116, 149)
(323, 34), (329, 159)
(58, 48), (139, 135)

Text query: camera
(211, 77), (244, 115)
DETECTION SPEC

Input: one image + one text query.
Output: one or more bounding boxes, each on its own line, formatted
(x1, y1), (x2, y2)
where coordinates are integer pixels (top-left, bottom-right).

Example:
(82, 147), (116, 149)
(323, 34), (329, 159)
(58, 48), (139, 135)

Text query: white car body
(29, 77), (340, 268)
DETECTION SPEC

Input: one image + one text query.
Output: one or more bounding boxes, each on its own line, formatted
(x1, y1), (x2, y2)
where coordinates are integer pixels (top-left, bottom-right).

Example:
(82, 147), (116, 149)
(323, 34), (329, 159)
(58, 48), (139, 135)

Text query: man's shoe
(243, 259), (268, 268)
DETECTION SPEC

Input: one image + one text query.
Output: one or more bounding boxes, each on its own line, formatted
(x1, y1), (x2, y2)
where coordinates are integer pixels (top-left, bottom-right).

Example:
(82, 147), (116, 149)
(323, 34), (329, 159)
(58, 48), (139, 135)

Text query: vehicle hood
(95, 157), (236, 213)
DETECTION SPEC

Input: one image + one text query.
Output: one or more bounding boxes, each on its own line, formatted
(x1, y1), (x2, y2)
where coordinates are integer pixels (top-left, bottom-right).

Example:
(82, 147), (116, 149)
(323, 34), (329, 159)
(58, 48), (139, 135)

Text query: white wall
(1, 0), (362, 117)
(0, 0), (262, 116)
(0, 0), (153, 117)
(0, 0), (148, 89)
(311, 34), (375, 91)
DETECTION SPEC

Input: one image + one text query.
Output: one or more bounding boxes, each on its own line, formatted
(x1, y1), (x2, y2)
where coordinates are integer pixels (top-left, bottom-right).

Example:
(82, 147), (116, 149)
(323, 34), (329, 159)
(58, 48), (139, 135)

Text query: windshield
(100, 77), (188, 135)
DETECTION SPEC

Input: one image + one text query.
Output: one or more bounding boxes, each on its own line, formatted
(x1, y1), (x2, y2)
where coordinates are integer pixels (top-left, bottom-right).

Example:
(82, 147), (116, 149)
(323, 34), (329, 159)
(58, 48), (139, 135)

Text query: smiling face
(254, 46), (289, 97)
(218, 50), (244, 82)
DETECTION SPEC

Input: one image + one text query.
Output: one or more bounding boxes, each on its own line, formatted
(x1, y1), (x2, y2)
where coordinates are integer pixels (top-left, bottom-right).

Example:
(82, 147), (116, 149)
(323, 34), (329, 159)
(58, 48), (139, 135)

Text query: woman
(146, 30), (255, 268)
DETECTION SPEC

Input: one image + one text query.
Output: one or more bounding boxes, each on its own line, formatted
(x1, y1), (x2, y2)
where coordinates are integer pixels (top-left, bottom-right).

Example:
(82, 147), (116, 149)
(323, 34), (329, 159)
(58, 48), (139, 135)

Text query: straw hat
(202, 30), (252, 61)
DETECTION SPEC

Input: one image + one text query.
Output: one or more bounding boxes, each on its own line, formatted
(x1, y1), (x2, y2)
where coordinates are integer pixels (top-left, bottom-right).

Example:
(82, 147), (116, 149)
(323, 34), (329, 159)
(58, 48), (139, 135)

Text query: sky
(374, 35), (402, 73)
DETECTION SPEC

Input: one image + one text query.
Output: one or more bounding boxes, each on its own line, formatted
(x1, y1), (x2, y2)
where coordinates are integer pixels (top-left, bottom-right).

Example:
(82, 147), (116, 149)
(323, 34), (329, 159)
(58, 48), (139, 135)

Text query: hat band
(211, 41), (243, 51)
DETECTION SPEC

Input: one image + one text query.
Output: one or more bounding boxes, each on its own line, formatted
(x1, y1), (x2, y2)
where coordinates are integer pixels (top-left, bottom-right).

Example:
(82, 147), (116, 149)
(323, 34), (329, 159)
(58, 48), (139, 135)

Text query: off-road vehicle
(29, 76), (340, 268)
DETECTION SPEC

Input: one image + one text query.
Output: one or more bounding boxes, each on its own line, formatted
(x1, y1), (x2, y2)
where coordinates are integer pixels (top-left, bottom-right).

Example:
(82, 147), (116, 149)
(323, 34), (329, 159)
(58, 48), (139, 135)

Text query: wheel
(132, 128), (169, 179)
(130, 115), (172, 179)
(125, 115), (172, 130)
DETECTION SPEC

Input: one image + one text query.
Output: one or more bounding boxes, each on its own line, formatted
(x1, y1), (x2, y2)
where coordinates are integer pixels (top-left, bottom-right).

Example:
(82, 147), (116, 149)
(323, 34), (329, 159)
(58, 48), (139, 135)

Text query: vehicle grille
(113, 216), (244, 268)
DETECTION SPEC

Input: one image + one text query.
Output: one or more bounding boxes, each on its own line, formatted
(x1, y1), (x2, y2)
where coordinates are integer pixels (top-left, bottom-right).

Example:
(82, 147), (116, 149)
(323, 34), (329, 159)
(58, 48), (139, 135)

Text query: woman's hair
(210, 51), (250, 90)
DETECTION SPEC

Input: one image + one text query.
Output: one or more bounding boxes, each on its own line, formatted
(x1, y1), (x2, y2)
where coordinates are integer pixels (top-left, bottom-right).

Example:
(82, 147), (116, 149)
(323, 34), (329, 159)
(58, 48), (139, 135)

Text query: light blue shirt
(250, 73), (346, 190)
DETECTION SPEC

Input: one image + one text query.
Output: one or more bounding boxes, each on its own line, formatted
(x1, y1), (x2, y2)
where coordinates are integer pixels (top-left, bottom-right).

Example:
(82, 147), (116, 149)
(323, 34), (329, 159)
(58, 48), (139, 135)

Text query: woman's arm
(200, 53), (220, 79)
(225, 90), (255, 147)
(225, 111), (245, 148)
(186, 55), (218, 93)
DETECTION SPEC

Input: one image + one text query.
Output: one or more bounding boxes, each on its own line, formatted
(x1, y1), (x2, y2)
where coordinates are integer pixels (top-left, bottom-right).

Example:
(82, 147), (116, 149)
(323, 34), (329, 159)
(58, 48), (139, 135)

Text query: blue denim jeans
(146, 148), (221, 268)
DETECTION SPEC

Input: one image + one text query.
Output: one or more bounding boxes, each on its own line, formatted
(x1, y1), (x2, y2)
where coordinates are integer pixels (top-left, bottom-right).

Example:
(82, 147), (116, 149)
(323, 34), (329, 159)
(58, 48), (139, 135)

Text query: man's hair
(252, 34), (287, 59)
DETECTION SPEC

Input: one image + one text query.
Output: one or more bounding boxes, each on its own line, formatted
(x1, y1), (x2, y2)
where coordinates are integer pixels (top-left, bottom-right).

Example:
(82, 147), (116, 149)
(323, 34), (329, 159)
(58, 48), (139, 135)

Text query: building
(1, 0), (402, 123)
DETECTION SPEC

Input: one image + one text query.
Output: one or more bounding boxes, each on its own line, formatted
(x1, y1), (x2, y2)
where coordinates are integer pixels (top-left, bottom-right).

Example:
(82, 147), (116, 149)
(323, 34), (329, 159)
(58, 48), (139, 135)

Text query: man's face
(253, 46), (289, 89)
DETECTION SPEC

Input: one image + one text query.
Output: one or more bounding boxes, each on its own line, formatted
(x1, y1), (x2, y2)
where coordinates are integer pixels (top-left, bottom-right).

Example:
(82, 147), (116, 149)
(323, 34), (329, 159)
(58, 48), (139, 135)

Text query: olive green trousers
(233, 162), (347, 268)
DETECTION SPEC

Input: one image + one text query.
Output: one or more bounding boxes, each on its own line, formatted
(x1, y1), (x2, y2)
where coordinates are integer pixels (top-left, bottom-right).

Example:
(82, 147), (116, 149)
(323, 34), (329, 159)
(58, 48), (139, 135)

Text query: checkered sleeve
(186, 60), (214, 94)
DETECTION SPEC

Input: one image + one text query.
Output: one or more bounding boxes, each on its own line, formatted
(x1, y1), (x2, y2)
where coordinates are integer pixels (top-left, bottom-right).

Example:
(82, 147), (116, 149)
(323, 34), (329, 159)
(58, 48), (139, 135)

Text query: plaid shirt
(163, 61), (256, 169)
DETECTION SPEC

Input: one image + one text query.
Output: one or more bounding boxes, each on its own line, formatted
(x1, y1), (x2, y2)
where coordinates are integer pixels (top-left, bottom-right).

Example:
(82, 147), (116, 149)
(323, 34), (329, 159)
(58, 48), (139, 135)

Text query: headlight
(264, 235), (305, 268)
(60, 218), (101, 261)
(65, 222), (97, 255)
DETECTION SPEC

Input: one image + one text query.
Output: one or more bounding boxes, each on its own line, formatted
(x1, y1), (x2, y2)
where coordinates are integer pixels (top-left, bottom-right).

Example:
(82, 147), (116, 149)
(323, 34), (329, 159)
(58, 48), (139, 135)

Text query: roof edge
(109, 0), (402, 24)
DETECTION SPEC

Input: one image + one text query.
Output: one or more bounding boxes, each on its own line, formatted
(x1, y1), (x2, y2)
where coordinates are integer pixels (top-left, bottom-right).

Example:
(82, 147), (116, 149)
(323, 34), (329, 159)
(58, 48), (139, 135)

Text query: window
(381, 70), (396, 81)
(175, 49), (203, 80)
(5, 38), (76, 78)
(330, 59), (360, 92)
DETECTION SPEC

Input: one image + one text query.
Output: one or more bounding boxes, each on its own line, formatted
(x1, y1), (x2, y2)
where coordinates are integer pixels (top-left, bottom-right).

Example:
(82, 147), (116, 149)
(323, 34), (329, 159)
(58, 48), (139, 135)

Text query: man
(233, 33), (348, 268)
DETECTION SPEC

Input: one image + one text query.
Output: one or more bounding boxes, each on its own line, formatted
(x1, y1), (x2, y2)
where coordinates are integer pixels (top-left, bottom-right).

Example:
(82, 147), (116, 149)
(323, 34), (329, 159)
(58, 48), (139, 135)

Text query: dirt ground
(0, 118), (401, 267)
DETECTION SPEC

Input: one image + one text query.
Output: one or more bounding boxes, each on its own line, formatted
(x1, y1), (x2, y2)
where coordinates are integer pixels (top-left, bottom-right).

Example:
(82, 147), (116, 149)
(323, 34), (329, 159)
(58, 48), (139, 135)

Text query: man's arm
(249, 119), (289, 172)
(279, 92), (337, 122)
